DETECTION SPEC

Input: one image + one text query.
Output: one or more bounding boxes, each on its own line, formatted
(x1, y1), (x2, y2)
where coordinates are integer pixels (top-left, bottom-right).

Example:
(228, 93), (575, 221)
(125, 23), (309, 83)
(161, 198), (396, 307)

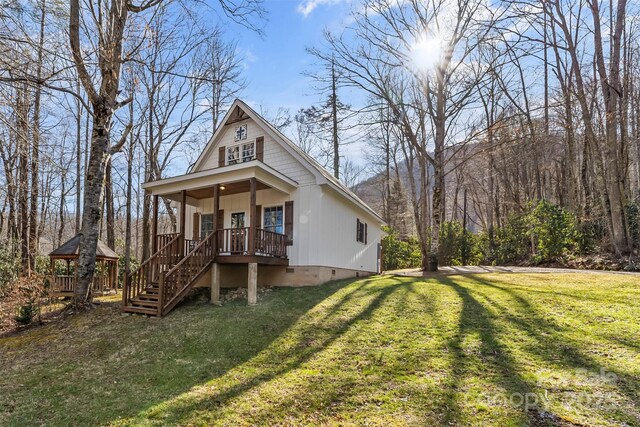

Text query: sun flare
(409, 35), (443, 71)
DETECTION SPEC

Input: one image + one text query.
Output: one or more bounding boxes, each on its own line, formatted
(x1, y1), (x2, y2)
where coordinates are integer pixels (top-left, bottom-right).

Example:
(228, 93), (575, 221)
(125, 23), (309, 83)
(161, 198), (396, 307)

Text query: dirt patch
(220, 286), (272, 303)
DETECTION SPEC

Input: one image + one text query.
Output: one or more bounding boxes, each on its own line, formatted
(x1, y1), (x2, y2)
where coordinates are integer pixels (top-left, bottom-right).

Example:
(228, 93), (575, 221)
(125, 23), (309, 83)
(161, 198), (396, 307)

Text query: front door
(200, 214), (214, 240)
(230, 212), (246, 253)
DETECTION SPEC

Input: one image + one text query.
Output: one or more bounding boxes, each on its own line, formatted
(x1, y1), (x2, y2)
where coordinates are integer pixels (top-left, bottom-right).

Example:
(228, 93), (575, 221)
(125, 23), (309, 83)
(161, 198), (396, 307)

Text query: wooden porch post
(74, 259), (79, 295)
(114, 260), (119, 293)
(152, 194), (159, 254)
(180, 190), (187, 236)
(211, 184), (221, 306)
(249, 178), (256, 255)
(213, 184), (219, 255)
(180, 190), (187, 257)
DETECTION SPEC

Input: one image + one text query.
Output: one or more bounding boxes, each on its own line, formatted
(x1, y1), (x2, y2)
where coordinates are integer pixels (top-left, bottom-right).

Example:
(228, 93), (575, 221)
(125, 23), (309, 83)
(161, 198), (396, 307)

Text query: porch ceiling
(142, 161), (297, 202)
(186, 180), (270, 199)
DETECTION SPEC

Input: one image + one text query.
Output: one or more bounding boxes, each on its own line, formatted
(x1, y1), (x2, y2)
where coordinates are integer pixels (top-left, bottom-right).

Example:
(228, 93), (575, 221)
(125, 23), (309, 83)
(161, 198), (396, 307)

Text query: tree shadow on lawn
(114, 276), (409, 425)
(0, 277), (386, 427)
(440, 274), (639, 426)
(434, 276), (544, 426)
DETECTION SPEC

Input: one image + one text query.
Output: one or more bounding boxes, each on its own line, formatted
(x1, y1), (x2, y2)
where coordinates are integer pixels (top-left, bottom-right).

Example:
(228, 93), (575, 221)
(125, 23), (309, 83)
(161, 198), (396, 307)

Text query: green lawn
(1, 273), (639, 426)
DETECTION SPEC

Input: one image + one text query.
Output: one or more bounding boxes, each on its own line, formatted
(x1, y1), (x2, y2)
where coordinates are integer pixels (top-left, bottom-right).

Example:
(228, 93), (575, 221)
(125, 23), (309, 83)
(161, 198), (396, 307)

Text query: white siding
(262, 136), (315, 185)
(178, 183), (382, 272)
(175, 112), (382, 275)
(314, 186), (383, 272)
(195, 118), (315, 185)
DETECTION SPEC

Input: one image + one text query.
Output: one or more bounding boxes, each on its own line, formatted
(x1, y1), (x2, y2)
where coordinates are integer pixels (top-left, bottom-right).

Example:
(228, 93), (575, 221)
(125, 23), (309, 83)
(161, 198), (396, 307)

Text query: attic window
(227, 141), (254, 165)
(235, 124), (247, 141)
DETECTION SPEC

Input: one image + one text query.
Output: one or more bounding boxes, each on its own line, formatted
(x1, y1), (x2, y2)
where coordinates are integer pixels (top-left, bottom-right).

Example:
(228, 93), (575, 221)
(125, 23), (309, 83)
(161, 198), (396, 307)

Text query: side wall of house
(178, 184), (382, 275)
(314, 186), (383, 273)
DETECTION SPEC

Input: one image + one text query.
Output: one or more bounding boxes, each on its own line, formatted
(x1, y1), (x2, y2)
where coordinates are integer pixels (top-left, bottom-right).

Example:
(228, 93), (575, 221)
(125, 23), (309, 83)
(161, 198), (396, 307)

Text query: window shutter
(218, 146), (225, 167)
(256, 136), (264, 162)
(216, 209), (224, 230)
(214, 209), (224, 253)
(192, 212), (200, 240)
(365, 222), (368, 244)
(255, 205), (262, 229)
(284, 201), (294, 245)
(356, 219), (360, 242)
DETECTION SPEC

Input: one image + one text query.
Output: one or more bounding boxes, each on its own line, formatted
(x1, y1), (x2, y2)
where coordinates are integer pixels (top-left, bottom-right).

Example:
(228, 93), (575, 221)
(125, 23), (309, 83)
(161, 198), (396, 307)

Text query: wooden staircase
(123, 231), (216, 317)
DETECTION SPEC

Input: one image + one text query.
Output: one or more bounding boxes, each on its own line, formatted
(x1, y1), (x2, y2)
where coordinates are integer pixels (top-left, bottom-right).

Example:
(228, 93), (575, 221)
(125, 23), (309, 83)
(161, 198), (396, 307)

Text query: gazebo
(48, 235), (119, 297)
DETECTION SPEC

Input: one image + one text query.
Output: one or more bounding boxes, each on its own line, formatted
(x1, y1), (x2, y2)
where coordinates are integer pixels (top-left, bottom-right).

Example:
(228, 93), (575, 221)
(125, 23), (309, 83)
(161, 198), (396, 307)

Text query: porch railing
(159, 231), (216, 316)
(155, 233), (179, 252)
(50, 274), (112, 295)
(217, 227), (248, 254)
(51, 275), (74, 293)
(124, 233), (182, 306)
(255, 228), (287, 258)
(216, 227), (287, 258)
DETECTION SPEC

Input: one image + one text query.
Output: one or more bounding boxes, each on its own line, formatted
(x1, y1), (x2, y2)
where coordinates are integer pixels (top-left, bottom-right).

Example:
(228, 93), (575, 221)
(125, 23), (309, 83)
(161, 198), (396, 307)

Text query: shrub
(381, 227), (422, 270)
(34, 255), (52, 276)
(492, 213), (530, 265)
(14, 299), (39, 325)
(0, 242), (19, 293)
(1, 274), (47, 331)
(576, 219), (604, 255)
(626, 201), (640, 249)
(439, 221), (483, 266)
(525, 200), (580, 263)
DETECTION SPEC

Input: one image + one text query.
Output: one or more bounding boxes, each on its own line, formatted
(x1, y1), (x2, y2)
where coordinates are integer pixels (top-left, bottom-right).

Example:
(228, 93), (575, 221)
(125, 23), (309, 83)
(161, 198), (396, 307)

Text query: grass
(1, 273), (639, 426)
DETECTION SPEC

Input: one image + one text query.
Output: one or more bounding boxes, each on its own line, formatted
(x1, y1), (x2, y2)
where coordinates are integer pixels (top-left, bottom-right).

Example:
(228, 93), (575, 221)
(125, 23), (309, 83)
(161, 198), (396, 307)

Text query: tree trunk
(590, 0), (629, 252)
(76, 81), (83, 233)
(75, 108), (112, 306)
(59, 169), (66, 247)
(29, 0), (47, 273)
(428, 82), (446, 272)
(17, 84), (31, 276)
(331, 60), (340, 179)
(105, 159), (115, 250)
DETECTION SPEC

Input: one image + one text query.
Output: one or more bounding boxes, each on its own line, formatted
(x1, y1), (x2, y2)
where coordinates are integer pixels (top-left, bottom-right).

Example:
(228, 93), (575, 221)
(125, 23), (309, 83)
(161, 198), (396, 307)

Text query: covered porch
(143, 162), (296, 305)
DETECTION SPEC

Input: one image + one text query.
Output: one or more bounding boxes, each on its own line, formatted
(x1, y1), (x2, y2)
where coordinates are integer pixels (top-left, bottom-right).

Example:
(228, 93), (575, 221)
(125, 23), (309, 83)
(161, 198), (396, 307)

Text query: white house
(122, 99), (384, 316)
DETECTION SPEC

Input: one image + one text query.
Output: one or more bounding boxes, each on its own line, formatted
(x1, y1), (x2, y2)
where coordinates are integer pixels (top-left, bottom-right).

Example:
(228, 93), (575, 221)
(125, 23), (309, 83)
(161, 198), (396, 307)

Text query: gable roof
(193, 99), (385, 224)
(49, 235), (119, 260)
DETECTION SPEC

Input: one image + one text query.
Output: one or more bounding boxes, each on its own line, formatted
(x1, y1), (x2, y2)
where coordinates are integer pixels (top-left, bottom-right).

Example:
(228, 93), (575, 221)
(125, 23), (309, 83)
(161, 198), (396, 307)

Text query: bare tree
(312, 0), (494, 270)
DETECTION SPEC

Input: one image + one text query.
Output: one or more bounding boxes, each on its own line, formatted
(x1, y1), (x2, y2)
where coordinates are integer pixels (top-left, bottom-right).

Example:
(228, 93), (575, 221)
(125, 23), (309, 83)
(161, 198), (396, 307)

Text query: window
(264, 206), (284, 234)
(231, 212), (245, 228)
(200, 214), (214, 239)
(235, 124), (247, 141)
(356, 218), (367, 244)
(241, 142), (255, 162)
(227, 145), (240, 165)
(227, 141), (255, 165)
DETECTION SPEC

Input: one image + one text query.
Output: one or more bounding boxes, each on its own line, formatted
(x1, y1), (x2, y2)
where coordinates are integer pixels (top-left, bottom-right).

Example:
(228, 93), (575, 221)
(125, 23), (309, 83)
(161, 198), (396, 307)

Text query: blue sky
(228, 0), (355, 115)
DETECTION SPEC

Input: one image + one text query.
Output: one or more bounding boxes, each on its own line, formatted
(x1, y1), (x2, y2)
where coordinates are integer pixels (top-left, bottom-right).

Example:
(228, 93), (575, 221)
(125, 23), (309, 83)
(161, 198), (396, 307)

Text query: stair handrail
(123, 233), (182, 306)
(159, 230), (215, 316)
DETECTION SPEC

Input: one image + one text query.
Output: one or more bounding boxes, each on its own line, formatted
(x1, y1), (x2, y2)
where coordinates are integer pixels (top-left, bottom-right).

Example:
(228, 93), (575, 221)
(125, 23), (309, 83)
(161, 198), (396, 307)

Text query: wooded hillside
(1, 0), (639, 304)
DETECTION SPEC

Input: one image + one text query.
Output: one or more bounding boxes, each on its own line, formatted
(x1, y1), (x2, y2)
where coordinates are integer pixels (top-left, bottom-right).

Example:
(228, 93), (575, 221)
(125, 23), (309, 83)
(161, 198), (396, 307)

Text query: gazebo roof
(49, 235), (119, 260)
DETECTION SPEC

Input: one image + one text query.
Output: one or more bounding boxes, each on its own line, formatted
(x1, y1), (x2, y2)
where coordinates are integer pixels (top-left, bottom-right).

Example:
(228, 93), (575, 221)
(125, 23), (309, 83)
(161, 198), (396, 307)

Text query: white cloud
(297, 0), (346, 17)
